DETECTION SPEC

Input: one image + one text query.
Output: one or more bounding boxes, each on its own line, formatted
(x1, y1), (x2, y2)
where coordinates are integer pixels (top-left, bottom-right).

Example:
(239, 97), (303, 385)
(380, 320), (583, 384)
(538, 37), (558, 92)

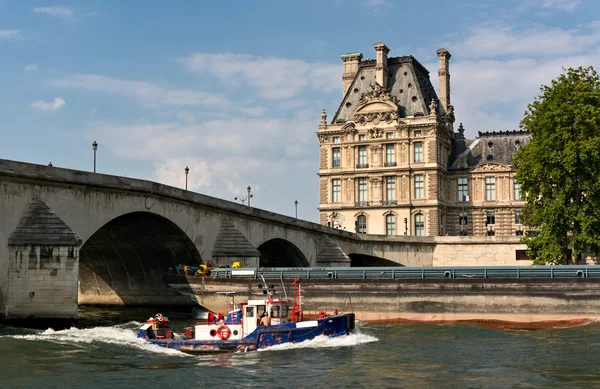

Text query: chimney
(340, 52), (363, 96)
(373, 42), (390, 88)
(436, 48), (452, 112)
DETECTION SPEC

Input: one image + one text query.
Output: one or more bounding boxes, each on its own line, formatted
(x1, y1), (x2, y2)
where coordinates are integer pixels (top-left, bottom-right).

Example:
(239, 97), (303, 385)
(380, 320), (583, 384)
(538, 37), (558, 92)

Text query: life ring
(154, 313), (164, 322)
(217, 325), (231, 340)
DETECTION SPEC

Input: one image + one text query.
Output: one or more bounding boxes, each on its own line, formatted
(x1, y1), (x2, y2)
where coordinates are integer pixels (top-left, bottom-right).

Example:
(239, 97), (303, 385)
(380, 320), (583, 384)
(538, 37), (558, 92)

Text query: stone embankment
(163, 276), (600, 330)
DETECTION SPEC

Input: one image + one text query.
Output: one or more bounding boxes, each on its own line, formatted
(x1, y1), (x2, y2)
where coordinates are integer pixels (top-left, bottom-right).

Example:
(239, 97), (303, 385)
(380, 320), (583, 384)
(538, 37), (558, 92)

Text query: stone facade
(317, 42), (530, 238)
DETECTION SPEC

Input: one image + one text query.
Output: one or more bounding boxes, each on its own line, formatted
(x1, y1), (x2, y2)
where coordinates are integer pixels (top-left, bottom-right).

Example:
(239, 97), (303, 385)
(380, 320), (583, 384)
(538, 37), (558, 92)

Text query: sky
(1, 0), (599, 222)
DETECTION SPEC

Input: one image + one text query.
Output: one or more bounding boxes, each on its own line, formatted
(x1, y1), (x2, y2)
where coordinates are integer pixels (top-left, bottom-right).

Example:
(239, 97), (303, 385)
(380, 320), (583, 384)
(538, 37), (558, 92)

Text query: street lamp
(294, 200), (298, 219)
(247, 185), (253, 207)
(234, 185), (253, 206)
(184, 166), (189, 190)
(92, 141), (98, 173)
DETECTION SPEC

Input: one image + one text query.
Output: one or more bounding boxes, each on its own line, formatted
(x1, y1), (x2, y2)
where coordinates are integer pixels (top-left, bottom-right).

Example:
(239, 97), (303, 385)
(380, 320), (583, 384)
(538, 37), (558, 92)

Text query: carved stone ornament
(320, 109), (327, 125)
(429, 99), (437, 116)
(471, 163), (509, 172)
(369, 127), (384, 139)
(445, 104), (455, 123)
(355, 111), (398, 126)
(358, 82), (399, 106)
(318, 134), (329, 144)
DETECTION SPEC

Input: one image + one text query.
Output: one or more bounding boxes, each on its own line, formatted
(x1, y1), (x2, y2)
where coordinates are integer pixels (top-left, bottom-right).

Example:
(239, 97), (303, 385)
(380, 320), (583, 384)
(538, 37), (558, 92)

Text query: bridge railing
(209, 266), (600, 280)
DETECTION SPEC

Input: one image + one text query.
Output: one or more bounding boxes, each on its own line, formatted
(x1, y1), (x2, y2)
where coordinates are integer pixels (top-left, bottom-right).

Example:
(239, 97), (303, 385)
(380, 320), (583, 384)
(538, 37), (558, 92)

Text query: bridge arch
(348, 253), (403, 267)
(79, 211), (202, 304)
(257, 238), (309, 267)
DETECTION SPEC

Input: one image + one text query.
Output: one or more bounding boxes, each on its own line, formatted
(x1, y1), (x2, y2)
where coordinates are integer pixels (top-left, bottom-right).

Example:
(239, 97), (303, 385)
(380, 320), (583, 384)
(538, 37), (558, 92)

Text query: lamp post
(92, 141), (98, 173)
(294, 200), (298, 219)
(184, 166), (189, 190)
(235, 185), (253, 206)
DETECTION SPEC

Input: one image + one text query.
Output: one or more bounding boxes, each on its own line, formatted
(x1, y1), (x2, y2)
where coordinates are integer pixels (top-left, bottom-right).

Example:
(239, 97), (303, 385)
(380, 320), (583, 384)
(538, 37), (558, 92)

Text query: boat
(137, 279), (355, 352)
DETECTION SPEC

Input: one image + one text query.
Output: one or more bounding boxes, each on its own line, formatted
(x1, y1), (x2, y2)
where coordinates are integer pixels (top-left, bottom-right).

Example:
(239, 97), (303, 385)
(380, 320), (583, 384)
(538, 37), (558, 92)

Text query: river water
(1, 307), (600, 389)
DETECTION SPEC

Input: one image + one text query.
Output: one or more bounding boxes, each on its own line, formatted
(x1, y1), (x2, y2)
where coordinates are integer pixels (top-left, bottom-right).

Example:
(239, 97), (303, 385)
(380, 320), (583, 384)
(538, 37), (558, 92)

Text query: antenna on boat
(259, 275), (276, 299)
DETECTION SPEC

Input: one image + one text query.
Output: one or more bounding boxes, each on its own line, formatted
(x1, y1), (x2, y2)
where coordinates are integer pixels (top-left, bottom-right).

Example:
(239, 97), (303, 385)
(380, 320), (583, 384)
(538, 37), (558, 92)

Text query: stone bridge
(0, 159), (526, 319)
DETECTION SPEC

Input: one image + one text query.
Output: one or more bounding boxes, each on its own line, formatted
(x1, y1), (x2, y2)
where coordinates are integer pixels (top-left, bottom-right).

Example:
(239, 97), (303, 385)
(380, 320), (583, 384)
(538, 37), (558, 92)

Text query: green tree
(514, 66), (600, 265)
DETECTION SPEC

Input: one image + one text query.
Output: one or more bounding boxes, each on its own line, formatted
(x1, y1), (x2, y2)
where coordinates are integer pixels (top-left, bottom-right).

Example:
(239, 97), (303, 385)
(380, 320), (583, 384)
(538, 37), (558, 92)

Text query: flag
(463, 195), (472, 201)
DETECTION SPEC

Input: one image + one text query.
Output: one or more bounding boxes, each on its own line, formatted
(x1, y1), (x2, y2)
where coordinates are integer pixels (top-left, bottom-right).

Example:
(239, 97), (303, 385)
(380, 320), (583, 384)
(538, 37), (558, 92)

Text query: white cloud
(30, 97), (66, 111)
(32, 6), (73, 18)
(181, 53), (338, 99)
(361, 0), (391, 7)
(526, 0), (581, 12)
(430, 20), (600, 135)
(0, 30), (22, 40)
(24, 64), (38, 72)
(48, 74), (229, 109)
(454, 21), (600, 59)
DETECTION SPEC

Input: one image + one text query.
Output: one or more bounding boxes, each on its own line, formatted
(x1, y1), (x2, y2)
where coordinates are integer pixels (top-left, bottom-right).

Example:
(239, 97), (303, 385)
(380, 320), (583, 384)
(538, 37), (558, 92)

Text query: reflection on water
(1, 306), (600, 388)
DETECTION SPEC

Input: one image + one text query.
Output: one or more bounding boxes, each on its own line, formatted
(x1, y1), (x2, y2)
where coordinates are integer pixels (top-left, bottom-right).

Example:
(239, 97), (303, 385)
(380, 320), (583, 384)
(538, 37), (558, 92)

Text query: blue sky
(1, 0), (599, 222)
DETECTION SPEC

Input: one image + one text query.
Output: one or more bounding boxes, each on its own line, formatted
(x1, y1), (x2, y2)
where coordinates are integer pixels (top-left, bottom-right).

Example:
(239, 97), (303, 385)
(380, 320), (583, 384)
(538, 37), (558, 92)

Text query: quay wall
(171, 277), (600, 328)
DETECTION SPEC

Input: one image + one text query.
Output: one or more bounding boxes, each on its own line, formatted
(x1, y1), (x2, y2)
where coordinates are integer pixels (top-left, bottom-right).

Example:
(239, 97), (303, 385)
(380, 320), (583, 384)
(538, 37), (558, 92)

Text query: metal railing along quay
(210, 265), (600, 280)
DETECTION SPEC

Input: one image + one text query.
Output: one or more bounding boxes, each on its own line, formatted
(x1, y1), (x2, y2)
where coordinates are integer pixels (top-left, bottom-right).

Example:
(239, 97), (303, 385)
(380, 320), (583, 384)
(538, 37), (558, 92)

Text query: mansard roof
(449, 129), (531, 170)
(332, 56), (439, 123)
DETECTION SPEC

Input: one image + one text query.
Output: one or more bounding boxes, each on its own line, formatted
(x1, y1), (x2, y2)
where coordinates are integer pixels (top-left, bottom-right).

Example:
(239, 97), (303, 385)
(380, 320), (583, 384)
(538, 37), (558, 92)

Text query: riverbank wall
(163, 276), (600, 329)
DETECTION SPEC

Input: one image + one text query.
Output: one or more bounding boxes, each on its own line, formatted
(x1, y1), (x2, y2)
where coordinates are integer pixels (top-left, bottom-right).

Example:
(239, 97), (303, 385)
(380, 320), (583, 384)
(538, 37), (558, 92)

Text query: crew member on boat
(259, 312), (271, 326)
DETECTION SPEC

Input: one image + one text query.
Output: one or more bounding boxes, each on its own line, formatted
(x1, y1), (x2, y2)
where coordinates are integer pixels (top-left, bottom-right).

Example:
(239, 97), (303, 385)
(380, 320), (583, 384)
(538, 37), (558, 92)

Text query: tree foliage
(514, 66), (600, 265)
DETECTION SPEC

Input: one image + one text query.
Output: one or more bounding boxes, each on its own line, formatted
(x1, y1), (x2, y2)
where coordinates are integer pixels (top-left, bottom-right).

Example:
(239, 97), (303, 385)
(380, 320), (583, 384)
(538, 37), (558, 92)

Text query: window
(415, 214), (425, 236)
(414, 174), (424, 199)
(386, 132), (393, 139)
(414, 130), (422, 137)
(385, 176), (396, 202)
(515, 210), (522, 225)
(356, 214), (366, 234)
(332, 179), (341, 203)
(514, 179), (521, 201)
(516, 230), (524, 236)
(457, 178), (468, 201)
(485, 177), (496, 200)
(332, 147), (341, 168)
(358, 177), (367, 203)
(332, 136), (340, 143)
(414, 142), (423, 163)
(357, 145), (367, 167)
(459, 212), (468, 225)
(385, 144), (395, 165)
(359, 134), (366, 141)
(386, 214), (396, 235)
(486, 210), (496, 225)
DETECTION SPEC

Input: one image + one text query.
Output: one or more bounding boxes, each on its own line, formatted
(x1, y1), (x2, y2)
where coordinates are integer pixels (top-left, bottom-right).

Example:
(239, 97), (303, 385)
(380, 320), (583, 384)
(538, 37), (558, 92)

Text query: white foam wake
(9, 322), (186, 357)
(257, 328), (378, 352)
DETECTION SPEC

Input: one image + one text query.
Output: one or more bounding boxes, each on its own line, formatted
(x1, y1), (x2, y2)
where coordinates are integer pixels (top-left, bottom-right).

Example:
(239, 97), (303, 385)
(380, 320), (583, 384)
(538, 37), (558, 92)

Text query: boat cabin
(190, 298), (290, 341)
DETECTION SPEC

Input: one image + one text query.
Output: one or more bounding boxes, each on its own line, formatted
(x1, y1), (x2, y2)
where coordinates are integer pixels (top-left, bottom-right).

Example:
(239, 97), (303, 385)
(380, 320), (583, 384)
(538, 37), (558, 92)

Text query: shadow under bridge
(79, 211), (202, 305)
(257, 238), (309, 267)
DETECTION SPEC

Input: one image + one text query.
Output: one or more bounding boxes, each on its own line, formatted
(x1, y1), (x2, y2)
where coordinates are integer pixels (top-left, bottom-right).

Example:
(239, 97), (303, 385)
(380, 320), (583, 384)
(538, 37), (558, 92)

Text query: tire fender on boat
(217, 325), (231, 340)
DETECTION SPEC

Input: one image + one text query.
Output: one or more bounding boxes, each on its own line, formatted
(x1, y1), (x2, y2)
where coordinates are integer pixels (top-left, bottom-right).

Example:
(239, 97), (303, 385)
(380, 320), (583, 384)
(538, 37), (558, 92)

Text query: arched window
(385, 214), (396, 236)
(356, 214), (367, 234)
(415, 213), (425, 236)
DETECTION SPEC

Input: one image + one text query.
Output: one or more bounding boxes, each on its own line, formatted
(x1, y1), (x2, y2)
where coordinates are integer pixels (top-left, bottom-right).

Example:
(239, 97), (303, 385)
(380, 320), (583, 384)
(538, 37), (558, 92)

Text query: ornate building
(317, 42), (530, 237)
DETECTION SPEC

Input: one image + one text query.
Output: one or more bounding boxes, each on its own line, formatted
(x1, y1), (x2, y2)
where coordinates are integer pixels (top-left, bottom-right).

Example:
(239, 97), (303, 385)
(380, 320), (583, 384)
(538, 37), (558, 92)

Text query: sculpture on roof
(429, 98), (437, 116)
(446, 104), (455, 122)
(320, 109), (327, 125)
(358, 82), (398, 105)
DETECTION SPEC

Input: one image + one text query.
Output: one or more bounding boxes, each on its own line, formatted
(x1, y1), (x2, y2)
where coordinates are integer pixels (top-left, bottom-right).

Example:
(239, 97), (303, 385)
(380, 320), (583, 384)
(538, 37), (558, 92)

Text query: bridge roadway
(0, 159), (526, 319)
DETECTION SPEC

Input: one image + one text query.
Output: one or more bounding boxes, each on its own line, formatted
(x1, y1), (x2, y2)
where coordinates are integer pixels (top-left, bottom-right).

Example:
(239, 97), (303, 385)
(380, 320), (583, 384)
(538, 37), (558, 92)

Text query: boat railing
(209, 265), (600, 280)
